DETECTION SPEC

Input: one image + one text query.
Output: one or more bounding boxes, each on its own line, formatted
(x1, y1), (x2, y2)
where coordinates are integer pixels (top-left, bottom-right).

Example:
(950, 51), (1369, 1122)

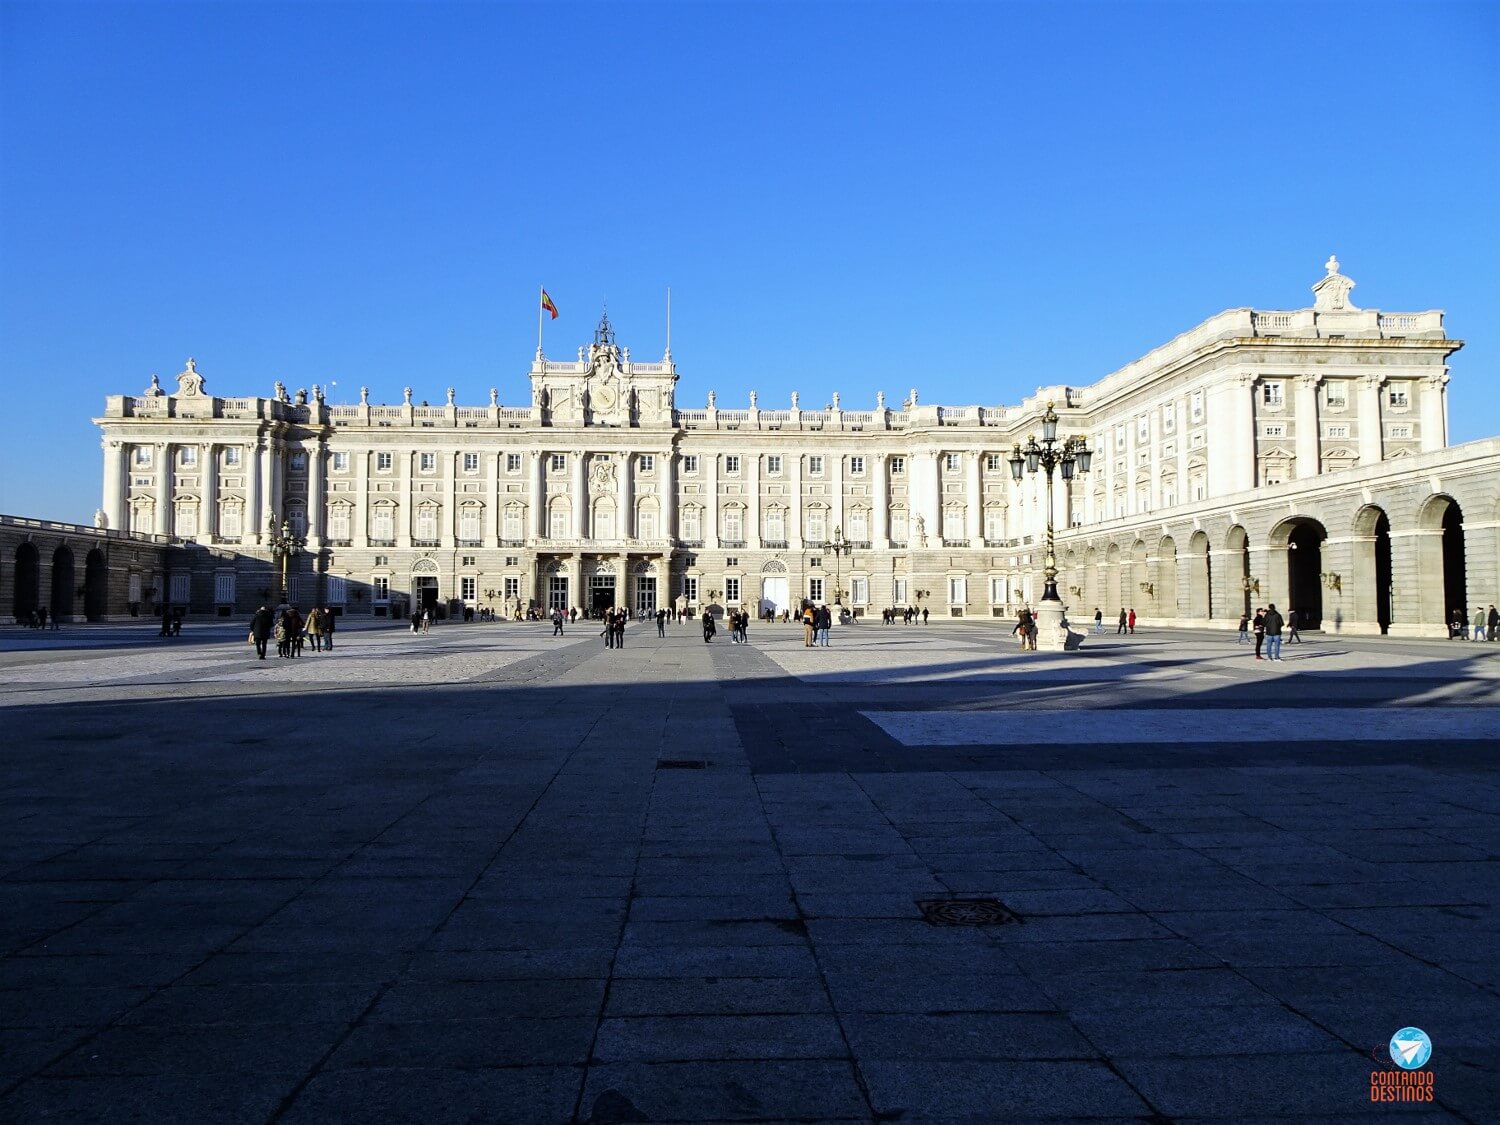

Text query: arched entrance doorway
(13, 542), (40, 623)
(1271, 517), (1326, 630)
(1156, 536), (1178, 618)
(1417, 496), (1465, 631)
(1187, 531), (1212, 619)
(411, 558), (440, 616)
(1225, 526), (1251, 619)
(84, 549), (108, 622)
(1352, 506), (1392, 634)
(50, 546), (75, 624)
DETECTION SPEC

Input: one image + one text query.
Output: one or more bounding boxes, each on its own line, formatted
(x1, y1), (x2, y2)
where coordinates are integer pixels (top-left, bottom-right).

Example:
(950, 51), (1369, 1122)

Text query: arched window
(548, 499), (569, 540)
(636, 502), (658, 541)
(593, 499), (616, 541)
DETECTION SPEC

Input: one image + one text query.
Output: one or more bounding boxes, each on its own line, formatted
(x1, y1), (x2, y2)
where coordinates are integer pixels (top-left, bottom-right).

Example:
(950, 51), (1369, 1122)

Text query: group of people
(880, 607), (929, 624)
(248, 604), (336, 659)
(599, 608), (629, 648)
(18, 606), (60, 630)
(1236, 604), (1291, 660)
(1013, 606), (1038, 650)
(1092, 608), (1138, 634)
(1455, 605), (1500, 640)
(800, 603), (835, 646)
(409, 607), (434, 634)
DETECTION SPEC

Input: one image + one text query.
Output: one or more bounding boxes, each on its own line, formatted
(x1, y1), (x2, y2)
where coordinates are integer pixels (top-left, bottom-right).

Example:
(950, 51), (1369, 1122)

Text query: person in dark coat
(701, 608), (715, 643)
(656, 608), (667, 637)
(322, 607), (336, 650)
(250, 605), (273, 660)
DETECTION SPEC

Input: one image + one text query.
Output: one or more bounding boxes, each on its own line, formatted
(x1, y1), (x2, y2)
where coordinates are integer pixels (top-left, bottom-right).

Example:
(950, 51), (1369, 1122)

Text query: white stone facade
(94, 261), (1497, 634)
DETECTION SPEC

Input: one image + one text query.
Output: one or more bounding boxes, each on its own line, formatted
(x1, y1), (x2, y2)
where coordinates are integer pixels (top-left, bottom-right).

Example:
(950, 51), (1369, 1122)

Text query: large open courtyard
(1, 618), (1497, 1122)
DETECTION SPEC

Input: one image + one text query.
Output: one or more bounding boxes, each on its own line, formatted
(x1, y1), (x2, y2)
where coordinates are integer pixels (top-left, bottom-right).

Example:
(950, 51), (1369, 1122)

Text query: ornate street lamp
(267, 514), (306, 603)
(820, 525), (853, 605)
(1009, 402), (1091, 647)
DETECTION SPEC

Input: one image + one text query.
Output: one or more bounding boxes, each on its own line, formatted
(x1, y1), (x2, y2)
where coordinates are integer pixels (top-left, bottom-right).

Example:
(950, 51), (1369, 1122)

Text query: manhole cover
(916, 898), (1021, 926)
(656, 759), (707, 770)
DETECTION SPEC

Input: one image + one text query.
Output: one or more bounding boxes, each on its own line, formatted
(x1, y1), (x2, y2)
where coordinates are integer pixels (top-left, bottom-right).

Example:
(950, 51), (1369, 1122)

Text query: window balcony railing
(720, 540), (746, 549)
(678, 539), (704, 549)
(942, 538), (970, 548)
(369, 538), (396, 547)
(499, 538), (525, 548)
(457, 539), (482, 548)
(889, 540), (908, 549)
(412, 538), (439, 548)
(849, 541), (871, 550)
(762, 540), (788, 550)
(325, 538), (352, 547)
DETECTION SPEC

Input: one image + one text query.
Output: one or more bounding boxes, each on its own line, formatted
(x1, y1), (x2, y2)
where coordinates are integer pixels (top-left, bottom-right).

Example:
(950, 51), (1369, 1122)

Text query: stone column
(443, 450), (457, 546)
(246, 441), (262, 544)
(746, 452), (760, 548)
(1419, 372), (1448, 451)
(871, 454), (888, 548)
(202, 442), (218, 541)
(619, 451), (633, 540)
(261, 440), (281, 526)
(788, 452), (803, 546)
(661, 449), (676, 541)
(354, 451), (369, 546)
(155, 442), (173, 536)
(704, 452), (720, 548)
(307, 441), (324, 546)
(1358, 375), (1384, 465)
(397, 450), (412, 547)
(965, 451), (982, 544)
(1295, 375), (1321, 479)
(529, 450), (544, 540)
(1207, 375), (1255, 496)
(571, 450), (586, 539)
(102, 439), (127, 532)
(830, 451), (844, 538)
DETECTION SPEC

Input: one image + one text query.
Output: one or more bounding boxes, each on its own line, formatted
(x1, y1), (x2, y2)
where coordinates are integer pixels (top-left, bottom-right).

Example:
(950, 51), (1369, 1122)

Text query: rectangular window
(551, 453), (566, 471)
(766, 455), (782, 475)
(1262, 382), (1285, 407)
(893, 577), (908, 604)
(331, 452), (349, 472)
(329, 506), (351, 541)
(170, 573), (191, 604)
(986, 454), (1002, 471)
(459, 509), (481, 542)
(809, 577), (824, 602)
(805, 509), (826, 543)
(503, 576), (520, 600)
(725, 556), (739, 568)
(419, 452), (437, 473)
(808, 455), (823, 476)
(890, 456), (905, 474)
(890, 510), (907, 543)
(851, 577), (868, 605)
(724, 455), (740, 475)
(1162, 403), (1176, 433)
(847, 510), (868, 542)
(638, 454), (654, 473)
(638, 510), (656, 539)
(944, 453), (960, 471)
(1388, 385), (1409, 408)
(722, 509), (742, 542)
(371, 508), (395, 541)
(948, 577), (967, 604)
(176, 505), (197, 537)
(289, 451), (307, 472)
(1389, 424), (1412, 439)
(134, 447), (152, 467)
(463, 452), (480, 472)
(416, 508), (438, 541)
(1137, 415), (1149, 441)
(376, 452), (393, 472)
(214, 573), (236, 604)
(180, 447), (198, 467)
(1263, 424), (1286, 438)
(461, 576), (476, 602)
(990, 577), (1007, 603)
(681, 507), (700, 541)
(682, 576), (698, 603)
(373, 575), (390, 601)
(1190, 391), (1204, 422)
(375, 555), (389, 567)
(683, 455), (699, 474)
(725, 576), (741, 603)
(326, 575), (346, 604)
(1115, 425), (1127, 447)
(504, 555), (518, 567)
(224, 447), (242, 467)
(849, 456), (865, 475)
(549, 508), (568, 539)
(507, 453), (522, 473)
(502, 507), (523, 540)
(1325, 383), (1347, 406)
(1324, 424), (1349, 439)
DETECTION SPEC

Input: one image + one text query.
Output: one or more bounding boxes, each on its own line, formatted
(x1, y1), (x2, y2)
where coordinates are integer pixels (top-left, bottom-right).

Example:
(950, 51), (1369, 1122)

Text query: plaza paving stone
(0, 617), (1497, 1121)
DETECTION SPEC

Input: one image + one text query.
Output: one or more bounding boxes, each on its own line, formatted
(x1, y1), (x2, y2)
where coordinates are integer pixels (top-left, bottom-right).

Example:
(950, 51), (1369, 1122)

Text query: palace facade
(85, 258), (1499, 636)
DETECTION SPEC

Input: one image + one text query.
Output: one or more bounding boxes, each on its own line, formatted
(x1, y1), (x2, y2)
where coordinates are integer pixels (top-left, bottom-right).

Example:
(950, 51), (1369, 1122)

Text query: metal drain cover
(656, 759), (707, 770)
(916, 898), (1021, 927)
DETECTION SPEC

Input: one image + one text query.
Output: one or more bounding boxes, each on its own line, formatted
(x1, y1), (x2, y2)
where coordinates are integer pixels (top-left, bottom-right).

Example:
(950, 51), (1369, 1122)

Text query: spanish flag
(541, 289), (559, 320)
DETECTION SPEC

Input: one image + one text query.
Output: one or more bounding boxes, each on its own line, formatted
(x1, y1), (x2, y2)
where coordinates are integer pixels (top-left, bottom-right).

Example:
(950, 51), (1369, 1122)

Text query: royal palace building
(82, 258), (1500, 636)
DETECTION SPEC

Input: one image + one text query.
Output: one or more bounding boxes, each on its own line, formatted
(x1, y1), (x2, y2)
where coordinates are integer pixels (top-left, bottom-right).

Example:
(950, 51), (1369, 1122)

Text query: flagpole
(536, 285), (545, 359)
(664, 286), (672, 361)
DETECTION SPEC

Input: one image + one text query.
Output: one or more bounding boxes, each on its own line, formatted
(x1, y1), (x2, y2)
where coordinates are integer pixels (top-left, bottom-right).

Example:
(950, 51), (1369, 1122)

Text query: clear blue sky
(2, 0), (1496, 523)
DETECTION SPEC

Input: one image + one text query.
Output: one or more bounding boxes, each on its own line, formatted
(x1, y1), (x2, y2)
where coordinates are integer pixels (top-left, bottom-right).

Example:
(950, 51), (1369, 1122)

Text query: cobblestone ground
(1, 618), (1497, 1122)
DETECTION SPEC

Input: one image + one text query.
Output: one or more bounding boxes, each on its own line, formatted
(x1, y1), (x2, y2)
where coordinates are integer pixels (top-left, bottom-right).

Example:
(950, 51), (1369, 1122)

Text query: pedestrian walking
(1094, 608), (1103, 635)
(1263, 603), (1285, 661)
(1489, 604), (1499, 641)
(803, 605), (815, 647)
(702, 608), (716, 643)
(249, 604), (273, 660)
(1252, 608), (1266, 660)
(1127, 608), (1137, 634)
(1287, 608), (1301, 644)
(305, 607), (324, 652)
(1475, 606), (1489, 641)
(656, 608), (667, 637)
(1237, 612), (1250, 643)
(1014, 607), (1034, 651)
(322, 607), (335, 651)
(921, 607), (929, 624)
(552, 608), (565, 636)
(1117, 608), (1127, 634)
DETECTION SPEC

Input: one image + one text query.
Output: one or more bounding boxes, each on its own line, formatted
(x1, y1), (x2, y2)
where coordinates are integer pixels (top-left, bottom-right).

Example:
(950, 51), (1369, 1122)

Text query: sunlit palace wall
(83, 259), (1499, 636)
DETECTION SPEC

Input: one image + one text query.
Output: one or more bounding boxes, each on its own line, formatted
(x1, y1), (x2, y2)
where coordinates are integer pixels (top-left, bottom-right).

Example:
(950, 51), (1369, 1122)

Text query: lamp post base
(1034, 599), (1080, 652)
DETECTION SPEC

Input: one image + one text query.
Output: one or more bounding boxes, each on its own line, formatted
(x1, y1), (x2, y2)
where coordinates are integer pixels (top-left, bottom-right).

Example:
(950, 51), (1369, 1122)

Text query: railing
(412, 539), (439, 547)
(677, 410), (708, 424)
(977, 407), (1007, 425)
(889, 540), (908, 549)
(325, 539), (352, 547)
(942, 538), (970, 548)
(457, 539), (482, 548)
(328, 405), (360, 419)
(720, 540), (746, 549)
(499, 539), (525, 548)
(369, 538), (396, 547)
(762, 540), (788, 550)
(759, 410), (790, 422)
(937, 407), (971, 423)
(498, 408), (532, 420)
(370, 406), (404, 420)
(412, 407), (446, 421)
(848, 541), (871, 550)
(1253, 312), (1294, 331)
(456, 407), (488, 420)
(678, 540), (703, 549)
(718, 410), (750, 423)
(843, 411), (874, 425)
